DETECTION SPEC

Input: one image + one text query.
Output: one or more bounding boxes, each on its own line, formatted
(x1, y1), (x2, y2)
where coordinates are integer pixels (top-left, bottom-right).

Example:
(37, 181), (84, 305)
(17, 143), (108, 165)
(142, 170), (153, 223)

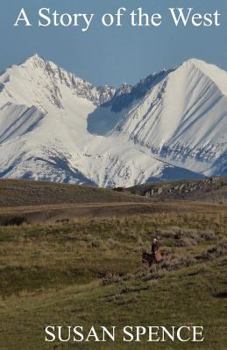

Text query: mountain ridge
(0, 55), (226, 187)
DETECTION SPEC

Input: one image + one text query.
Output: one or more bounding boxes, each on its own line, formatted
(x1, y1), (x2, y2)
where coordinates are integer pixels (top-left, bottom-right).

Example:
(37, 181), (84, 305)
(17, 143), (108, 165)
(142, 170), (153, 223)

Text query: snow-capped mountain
(0, 55), (226, 187)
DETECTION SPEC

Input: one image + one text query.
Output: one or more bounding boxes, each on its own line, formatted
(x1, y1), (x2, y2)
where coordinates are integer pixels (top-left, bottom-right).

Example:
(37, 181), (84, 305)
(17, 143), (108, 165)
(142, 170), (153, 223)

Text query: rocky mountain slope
(125, 176), (227, 204)
(0, 55), (226, 187)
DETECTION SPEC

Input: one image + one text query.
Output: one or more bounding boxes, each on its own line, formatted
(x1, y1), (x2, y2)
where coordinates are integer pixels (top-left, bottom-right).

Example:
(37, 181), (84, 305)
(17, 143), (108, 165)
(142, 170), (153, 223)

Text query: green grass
(0, 208), (226, 350)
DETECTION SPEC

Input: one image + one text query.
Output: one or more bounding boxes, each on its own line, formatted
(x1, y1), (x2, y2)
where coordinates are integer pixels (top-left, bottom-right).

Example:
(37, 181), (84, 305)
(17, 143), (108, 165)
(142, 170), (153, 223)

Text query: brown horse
(142, 250), (163, 267)
(142, 251), (155, 267)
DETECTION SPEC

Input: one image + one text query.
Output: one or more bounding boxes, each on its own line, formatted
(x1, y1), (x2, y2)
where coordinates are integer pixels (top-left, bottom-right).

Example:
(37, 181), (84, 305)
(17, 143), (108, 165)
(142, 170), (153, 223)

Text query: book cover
(0, 1), (226, 349)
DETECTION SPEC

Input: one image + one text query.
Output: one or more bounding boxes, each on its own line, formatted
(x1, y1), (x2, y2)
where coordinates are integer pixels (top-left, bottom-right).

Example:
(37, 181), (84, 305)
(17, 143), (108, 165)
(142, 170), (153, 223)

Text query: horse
(142, 251), (155, 267)
(142, 250), (163, 267)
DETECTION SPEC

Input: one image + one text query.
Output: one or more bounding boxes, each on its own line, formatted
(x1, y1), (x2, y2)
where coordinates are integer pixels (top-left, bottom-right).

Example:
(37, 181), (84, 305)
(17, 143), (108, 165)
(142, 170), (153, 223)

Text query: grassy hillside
(0, 179), (150, 225)
(0, 199), (226, 349)
(0, 179), (143, 207)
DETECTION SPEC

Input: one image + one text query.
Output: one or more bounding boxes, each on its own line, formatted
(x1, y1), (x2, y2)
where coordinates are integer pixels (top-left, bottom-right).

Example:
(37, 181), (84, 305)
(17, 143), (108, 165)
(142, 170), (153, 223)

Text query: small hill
(0, 179), (143, 207)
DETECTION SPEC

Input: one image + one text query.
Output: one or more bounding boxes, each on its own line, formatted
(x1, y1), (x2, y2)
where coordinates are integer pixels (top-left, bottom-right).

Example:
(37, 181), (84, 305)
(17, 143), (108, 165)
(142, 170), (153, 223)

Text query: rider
(151, 238), (159, 255)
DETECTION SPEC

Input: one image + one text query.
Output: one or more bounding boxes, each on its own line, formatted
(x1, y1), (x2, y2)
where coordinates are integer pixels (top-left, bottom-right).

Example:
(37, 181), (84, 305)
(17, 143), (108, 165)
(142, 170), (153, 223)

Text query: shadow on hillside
(87, 105), (123, 136)
(87, 69), (173, 136)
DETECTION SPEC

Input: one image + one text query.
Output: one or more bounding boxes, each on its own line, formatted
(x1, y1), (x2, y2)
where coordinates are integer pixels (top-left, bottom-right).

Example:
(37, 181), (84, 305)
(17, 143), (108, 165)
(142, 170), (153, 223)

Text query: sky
(0, 0), (227, 86)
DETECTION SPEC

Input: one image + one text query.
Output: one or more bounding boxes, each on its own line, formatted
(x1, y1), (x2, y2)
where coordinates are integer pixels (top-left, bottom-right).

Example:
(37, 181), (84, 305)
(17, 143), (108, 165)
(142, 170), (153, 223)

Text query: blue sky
(0, 0), (227, 86)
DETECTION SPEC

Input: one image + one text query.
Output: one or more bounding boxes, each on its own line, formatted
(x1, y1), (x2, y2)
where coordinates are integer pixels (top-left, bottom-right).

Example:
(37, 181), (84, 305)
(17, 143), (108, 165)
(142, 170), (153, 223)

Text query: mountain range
(0, 54), (226, 187)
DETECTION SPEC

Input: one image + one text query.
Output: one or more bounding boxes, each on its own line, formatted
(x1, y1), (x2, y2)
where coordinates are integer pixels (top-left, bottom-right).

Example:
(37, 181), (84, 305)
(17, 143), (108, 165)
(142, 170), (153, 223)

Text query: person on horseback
(142, 238), (162, 267)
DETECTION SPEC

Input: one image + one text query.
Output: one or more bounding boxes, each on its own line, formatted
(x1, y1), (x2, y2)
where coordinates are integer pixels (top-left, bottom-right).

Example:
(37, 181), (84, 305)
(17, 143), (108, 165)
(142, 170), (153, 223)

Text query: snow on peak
(22, 53), (47, 66)
(179, 58), (227, 95)
(0, 55), (226, 186)
(111, 57), (227, 173)
(182, 58), (206, 66)
(0, 55), (115, 108)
